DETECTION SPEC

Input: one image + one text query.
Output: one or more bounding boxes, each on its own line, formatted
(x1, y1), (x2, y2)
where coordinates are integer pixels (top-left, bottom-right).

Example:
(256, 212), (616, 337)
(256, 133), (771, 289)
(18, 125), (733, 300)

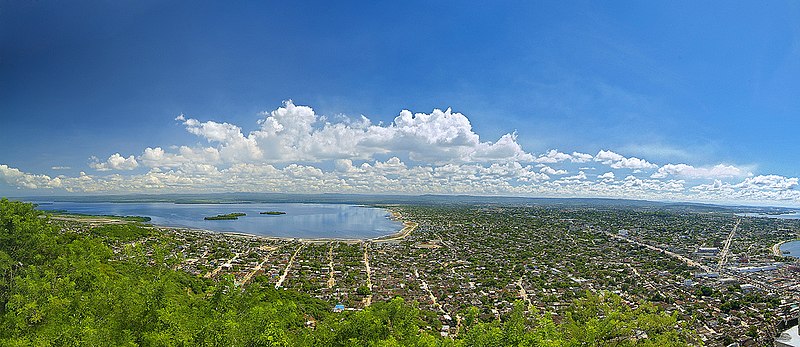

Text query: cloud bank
(166, 102), (533, 166)
(1, 101), (798, 205)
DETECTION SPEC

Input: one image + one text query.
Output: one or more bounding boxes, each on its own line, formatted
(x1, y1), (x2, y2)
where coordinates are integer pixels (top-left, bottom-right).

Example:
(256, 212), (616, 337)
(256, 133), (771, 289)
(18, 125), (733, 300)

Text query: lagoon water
(34, 202), (402, 239)
(781, 240), (800, 258)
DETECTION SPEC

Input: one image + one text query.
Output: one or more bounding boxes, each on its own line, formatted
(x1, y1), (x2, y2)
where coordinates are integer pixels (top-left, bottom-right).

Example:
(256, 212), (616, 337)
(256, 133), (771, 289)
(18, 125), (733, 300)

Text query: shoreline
(773, 240), (797, 257)
(372, 220), (418, 243)
(52, 208), (414, 244)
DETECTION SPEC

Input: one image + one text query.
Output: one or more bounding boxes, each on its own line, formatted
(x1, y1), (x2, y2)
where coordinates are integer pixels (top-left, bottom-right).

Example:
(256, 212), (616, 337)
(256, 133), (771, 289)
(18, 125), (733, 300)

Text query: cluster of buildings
(55, 204), (800, 346)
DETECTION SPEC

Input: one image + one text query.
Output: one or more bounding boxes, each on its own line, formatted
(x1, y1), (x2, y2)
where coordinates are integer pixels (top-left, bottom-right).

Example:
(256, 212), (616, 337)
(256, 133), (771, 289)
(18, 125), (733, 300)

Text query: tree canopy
(0, 198), (695, 346)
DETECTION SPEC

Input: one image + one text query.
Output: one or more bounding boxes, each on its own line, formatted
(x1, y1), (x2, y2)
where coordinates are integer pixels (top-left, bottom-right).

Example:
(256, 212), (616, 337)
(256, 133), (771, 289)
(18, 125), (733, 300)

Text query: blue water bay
(781, 241), (800, 258)
(35, 202), (401, 239)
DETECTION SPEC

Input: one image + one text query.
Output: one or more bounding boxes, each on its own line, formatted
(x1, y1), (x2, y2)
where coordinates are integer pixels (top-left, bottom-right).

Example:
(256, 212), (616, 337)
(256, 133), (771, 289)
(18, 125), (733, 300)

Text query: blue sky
(1, 1), (799, 205)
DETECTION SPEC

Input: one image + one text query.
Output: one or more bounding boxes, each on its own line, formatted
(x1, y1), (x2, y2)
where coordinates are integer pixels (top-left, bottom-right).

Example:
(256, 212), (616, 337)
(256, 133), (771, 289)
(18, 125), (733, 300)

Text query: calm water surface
(781, 240), (800, 258)
(34, 202), (401, 239)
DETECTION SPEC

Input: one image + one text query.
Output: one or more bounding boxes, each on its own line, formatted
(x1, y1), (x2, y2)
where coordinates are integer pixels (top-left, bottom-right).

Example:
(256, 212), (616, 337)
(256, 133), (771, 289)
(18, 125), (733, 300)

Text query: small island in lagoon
(260, 211), (286, 215)
(204, 212), (246, 220)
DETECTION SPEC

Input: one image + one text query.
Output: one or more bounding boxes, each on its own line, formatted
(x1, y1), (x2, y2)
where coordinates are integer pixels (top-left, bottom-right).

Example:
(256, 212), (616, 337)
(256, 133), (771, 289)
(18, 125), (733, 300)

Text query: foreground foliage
(0, 199), (696, 346)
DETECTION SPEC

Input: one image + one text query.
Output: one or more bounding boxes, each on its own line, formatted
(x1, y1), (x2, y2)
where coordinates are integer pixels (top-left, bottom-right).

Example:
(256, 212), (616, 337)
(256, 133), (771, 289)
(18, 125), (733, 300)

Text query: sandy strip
(773, 240), (793, 257)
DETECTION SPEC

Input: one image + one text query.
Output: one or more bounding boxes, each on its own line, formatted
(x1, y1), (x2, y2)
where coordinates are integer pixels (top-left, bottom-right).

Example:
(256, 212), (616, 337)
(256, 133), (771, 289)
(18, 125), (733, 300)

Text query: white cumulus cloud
(90, 153), (139, 171)
(571, 152), (593, 163)
(595, 150), (657, 170)
(0, 164), (62, 189)
(1, 101), (798, 206)
(691, 175), (800, 202)
(539, 165), (568, 175)
(534, 150), (593, 164)
(651, 163), (752, 179)
(597, 172), (615, 181)
(167, 101), (534, 166)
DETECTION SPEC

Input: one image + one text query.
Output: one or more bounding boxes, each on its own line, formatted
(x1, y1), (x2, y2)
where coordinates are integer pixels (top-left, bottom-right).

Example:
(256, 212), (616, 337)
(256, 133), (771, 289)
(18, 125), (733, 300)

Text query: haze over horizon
(2, 1), (799, 206)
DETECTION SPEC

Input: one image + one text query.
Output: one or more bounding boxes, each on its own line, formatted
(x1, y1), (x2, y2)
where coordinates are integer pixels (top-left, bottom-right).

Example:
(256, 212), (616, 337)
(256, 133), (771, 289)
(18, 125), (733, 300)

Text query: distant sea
(737, 212), (800, 220)
(33, 202), (402, 239)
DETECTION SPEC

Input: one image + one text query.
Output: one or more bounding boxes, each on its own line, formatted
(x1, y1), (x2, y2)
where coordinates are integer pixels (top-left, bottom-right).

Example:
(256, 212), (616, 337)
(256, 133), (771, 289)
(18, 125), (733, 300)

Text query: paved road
(606, 230), (780, 295)
(516, 277), (532, 307)
(604, 231), (713, 272)
(415, 268), (446, 314)
(204, 252), (241, 278)
(363, 242), (373, 307)
(275, 244), (304, 289)
(717, 219), (740, 271)
(327, 243), (336, 289)
(238, 247), (280, 286)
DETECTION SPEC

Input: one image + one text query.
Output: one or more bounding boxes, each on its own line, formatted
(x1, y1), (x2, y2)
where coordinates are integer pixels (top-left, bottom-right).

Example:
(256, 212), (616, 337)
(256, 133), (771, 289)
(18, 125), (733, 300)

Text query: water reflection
(34, 202), (402, 239)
